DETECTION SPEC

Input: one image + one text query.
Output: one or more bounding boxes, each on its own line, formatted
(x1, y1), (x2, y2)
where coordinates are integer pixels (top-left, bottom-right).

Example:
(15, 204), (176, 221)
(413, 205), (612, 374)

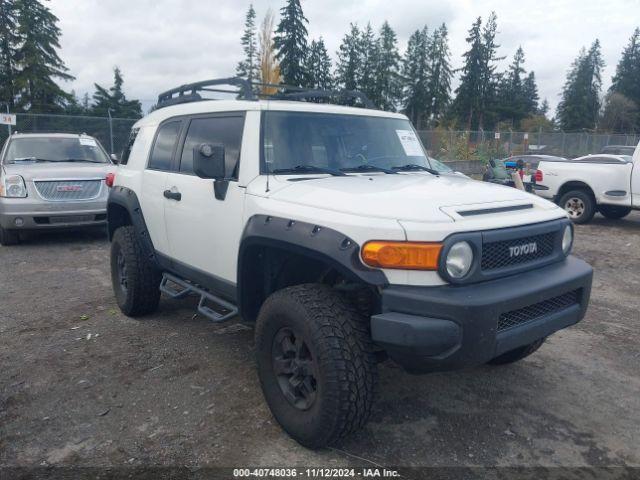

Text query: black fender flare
(107, 186), (159, 268)
(237, 214), (388, 321)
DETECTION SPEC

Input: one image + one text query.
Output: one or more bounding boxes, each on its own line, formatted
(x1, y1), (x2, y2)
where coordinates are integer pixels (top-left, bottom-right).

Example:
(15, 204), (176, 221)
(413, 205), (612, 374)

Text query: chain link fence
(418, 130), (640, 162)
(0, 113), (138, 156)
(1, 114), (638, 165)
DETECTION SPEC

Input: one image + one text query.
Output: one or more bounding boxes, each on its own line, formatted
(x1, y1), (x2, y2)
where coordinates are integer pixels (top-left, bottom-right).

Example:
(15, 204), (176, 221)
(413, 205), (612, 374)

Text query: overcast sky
(49, 0), (640, 117)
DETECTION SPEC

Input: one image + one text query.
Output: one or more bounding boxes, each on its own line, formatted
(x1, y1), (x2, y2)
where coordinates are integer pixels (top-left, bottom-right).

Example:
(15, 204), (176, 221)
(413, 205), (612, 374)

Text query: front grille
(34, 180), (102, 201)
(481, 232), (556, 271)
(498, 289), (580, 332)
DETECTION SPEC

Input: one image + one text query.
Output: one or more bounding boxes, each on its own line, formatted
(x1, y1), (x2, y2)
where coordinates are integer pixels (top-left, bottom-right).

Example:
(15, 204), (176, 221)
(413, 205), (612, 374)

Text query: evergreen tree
(608, 28), (640, 130)
(494, 46), (530, 128)
(304, 38), (333, 89)
(0, 0), (19, 109)
(538, 98), (550, 117)
(401, 27), (429, 127)
(426, 23), (452, 126)
(478, 12), (502, 129)
(236, 4), (259, 84)
(557, 40), (605, 131)
(523, 71), (539, 115)
(373, 21), (401, 111)
(273, 0), (308, 86)
(359, 23), (379, 102)
(64, 90), (87, 115)
(13, 0), (73, 113)
(91, 67), (142, 119)
(451, 17), (484, 129)
(335, 24), (363, 92)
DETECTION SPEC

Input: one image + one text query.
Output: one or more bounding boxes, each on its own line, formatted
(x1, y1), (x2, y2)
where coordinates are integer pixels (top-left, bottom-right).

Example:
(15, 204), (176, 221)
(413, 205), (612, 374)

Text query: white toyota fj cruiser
(107, 79), (593, 448)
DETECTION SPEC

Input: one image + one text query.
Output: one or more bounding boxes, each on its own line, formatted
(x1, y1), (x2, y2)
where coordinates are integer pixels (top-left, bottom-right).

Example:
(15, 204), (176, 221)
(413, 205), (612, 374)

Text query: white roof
(135, 99), (407, 128)
(574, 154), (630, 161)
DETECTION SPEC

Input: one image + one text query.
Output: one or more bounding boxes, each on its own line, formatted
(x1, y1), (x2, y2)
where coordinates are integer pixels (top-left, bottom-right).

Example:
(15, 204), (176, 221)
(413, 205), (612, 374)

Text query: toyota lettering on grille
(509, 242), (538, 258)
(56, 184), (84, 192)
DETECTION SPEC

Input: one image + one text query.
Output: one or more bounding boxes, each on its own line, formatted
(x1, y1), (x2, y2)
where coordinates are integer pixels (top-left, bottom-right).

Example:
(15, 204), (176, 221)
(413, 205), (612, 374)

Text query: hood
(2, 161), (114, 181)
(266, 173), (556, 223)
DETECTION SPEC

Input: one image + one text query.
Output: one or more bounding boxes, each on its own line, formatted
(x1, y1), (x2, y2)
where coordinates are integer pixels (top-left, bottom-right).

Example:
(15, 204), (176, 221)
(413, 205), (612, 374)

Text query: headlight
(445, 241), (474, 278)
(0, 174), (27, 198)
(562, 224), (573, 255)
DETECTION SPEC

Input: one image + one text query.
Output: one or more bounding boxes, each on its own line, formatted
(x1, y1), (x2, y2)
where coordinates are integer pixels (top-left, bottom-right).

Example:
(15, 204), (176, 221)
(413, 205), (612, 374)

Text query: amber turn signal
(361, 241), (443, 270)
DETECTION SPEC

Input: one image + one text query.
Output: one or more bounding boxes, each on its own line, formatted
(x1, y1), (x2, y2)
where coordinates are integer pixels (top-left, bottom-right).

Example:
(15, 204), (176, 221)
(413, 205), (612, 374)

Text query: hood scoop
(457, 203), (534, 217)
(440, 200), (539, 221)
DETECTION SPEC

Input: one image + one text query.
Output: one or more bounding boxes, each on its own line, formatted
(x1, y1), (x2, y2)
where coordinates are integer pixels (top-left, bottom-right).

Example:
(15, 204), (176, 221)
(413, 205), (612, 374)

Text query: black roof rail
(157, 77), (256, 109)
(155, 77), (376, 110)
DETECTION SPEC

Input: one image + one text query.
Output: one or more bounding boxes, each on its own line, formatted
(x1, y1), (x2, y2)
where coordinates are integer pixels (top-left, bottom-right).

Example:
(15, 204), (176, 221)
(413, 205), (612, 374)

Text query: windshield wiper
(9, 157), (56, 163)
(63, 158), (104, 163)
(340, 165), (397, 174)
(392, 164), (440, 175)
(272, 165), (346, 176)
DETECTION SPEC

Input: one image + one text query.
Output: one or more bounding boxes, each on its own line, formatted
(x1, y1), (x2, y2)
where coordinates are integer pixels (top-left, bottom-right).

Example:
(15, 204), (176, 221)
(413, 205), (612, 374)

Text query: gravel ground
(1, 212), (639, 473)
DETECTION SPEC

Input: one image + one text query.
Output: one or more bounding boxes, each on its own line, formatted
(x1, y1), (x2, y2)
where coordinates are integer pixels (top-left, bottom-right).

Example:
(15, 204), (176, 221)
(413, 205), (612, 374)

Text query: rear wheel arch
(107, 203), (132, 240)
(557, 181), (595, 202)
(107, 186), (159, 266)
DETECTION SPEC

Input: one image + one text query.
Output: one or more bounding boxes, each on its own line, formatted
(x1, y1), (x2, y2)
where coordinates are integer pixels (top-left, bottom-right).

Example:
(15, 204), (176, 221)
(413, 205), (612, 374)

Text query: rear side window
(179, 116), (244, 177)
(148, 121), (181, 171)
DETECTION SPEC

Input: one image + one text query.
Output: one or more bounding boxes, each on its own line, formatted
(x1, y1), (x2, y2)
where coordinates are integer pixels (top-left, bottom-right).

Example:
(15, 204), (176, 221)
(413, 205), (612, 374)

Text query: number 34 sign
(0, 114), (16, 126)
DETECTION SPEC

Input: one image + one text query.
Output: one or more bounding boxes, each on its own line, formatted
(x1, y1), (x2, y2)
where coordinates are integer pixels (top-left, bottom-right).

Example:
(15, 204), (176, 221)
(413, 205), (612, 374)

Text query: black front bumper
(371, 256), (592, 373)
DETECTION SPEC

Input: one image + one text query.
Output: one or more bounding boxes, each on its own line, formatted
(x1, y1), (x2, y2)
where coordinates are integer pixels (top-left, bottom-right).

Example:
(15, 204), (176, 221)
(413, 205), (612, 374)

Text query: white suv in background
(107, 78), (593, 448)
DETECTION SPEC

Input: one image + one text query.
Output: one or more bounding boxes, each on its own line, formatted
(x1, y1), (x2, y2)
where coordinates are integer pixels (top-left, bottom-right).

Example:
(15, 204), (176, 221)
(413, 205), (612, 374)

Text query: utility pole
(107, 108), (114, 154)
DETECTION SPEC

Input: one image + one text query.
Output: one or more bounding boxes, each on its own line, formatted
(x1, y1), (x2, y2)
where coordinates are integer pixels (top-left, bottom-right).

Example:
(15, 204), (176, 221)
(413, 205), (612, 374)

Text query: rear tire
(559, 190), (595, 224)
(598, 205), (632, 220)
(488, 338), (545, 365)
(110, 225), (161, 316)
(0, 226), (20, 246)
(255, 284), (378, 448)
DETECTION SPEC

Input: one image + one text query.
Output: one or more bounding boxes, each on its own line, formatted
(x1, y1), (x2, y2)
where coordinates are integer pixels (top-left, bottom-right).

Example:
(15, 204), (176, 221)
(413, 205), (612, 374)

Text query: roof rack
(156, 77), (375, 110)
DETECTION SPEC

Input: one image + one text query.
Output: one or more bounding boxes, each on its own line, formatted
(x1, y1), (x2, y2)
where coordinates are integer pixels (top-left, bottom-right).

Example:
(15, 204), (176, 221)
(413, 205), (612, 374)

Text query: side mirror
(110, 153), (119, 164)
(489, 159), (496, 167)
(193, 143), (225, 180)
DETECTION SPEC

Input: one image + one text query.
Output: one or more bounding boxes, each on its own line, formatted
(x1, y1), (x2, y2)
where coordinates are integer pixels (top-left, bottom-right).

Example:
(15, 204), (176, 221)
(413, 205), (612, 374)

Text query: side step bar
(159, 273), (238, 323)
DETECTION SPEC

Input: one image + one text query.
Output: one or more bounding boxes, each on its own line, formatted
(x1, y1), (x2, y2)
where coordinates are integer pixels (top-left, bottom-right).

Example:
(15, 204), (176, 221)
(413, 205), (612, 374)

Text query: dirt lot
(1, 212), (639, 473)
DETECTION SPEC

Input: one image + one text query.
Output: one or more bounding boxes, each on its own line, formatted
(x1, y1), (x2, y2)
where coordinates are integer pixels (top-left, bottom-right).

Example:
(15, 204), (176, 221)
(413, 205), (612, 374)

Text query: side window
(179, 116), (245, 177)
(148, 121), (181, 171)
(119, 127), (139, 165)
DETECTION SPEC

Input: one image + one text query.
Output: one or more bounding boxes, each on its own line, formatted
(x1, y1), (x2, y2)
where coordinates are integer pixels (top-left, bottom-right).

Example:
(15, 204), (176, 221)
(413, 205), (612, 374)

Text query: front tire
(0, 226), (20, 246)
(598, 205), (632, 220)
(255, 284), (378, 448)
(488, 338), (545, 365)
(110, 225), (161, 316)
(559, 190), (595, 224)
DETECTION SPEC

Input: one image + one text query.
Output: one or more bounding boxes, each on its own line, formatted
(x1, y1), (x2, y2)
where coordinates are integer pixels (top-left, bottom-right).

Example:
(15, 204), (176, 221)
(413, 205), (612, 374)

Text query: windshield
(4, 137), (110, 164)
(262, 111), (433, 173)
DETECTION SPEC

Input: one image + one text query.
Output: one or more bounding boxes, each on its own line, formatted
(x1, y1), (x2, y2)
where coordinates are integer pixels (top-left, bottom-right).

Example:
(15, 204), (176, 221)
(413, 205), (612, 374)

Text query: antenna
(265, 101), (270, 193)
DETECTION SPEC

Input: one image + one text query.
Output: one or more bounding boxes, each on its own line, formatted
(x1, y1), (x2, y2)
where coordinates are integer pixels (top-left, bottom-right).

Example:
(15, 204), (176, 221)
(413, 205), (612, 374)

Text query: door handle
(163, 189), (182, 201)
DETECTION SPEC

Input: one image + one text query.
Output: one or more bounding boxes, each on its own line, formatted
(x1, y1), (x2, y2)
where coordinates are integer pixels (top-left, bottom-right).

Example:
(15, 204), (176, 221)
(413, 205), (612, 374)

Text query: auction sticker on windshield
(79, 137), (98, 147)
(396, 129), (424, 156)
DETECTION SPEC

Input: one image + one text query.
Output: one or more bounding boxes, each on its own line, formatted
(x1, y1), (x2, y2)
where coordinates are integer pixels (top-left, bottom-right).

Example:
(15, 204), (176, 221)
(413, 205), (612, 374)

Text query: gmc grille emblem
(509, 242), (538, 257)
(57, 185), (83, 192)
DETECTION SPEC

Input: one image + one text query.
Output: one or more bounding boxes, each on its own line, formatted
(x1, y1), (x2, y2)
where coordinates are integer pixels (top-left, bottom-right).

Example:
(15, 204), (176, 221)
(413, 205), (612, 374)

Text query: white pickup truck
(535, 144), (640, 223)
